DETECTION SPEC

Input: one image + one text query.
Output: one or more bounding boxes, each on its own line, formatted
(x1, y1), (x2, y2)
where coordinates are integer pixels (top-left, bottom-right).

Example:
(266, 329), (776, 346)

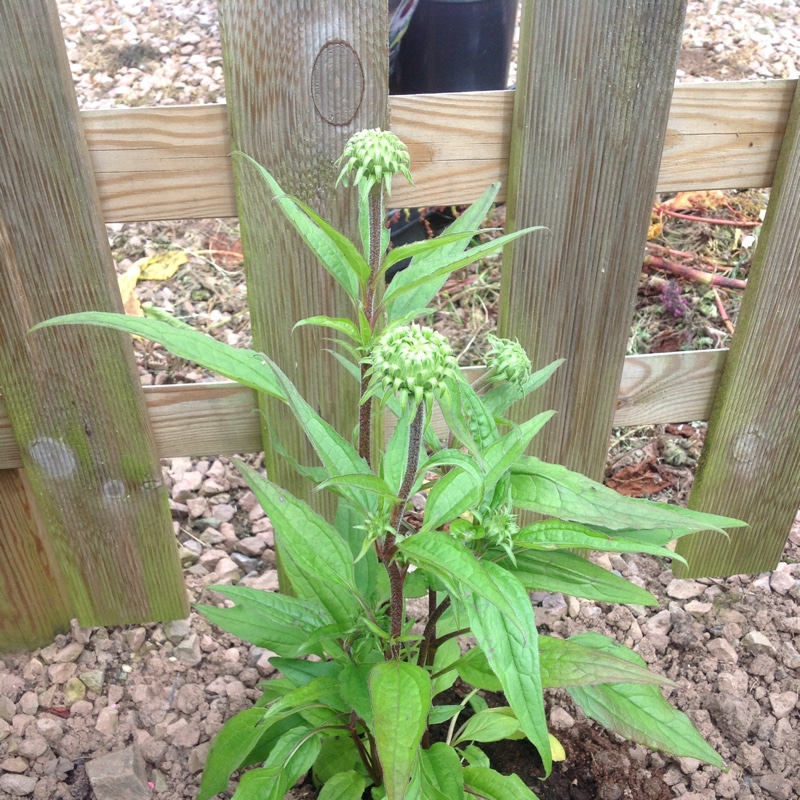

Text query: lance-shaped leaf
(422, 412), (553, 532)
(462, 766), (539, 800)
(318, 771), (368, 800)
(385, 183), (498, 321)
(195, 586), (332, 658)
(32, 313), (286, 400)
(399, 533), (523, 630)
(481, 359), (564, 417)
(382, 226), (545, 314)
(511, 457), (745, 534)
(453, 708), (522, 746)
(452, 647), (502, 693)
(265, 356), (375, 512)
(567, 634), (724, 769)
(514, 520), (686, 564)
(462, 561), (551, 776)
(380, 230), (482, 276)
(538, 635), (674, 689)
(507, 550), (657, 606)
(418, 743), (465, 800)
(369, 661), (431, 800)
(235, 463), (360, 626)
(451, 378), (500, 450)
(240, 153), (365, 298)
(294, 315), (364, 344)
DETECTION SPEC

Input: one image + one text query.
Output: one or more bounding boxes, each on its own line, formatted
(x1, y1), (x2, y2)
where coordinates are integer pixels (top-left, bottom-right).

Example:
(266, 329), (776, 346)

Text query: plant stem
(417, 595), (451, 668)
(657, 206), (761, 227)
(349, 710), (381, 785)
(643, 255), (747, 291)
(382, 402), (425, 656)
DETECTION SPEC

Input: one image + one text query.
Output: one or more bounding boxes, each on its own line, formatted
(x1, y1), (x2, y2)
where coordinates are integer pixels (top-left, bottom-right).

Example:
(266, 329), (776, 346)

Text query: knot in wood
(311, 40), (364, 126)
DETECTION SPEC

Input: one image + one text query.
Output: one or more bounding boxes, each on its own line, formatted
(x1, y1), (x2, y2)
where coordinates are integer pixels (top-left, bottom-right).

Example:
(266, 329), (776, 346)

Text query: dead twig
(643, 255), (747, 291)
(656, 206), (761, 228)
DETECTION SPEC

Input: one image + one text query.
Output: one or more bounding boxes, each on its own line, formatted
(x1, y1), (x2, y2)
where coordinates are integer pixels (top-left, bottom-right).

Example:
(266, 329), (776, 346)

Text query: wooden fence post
(676, 81), (800, 577)
(0, 0), (187, 636)
(500, 0), (687, 480)
(217, 0), (389, 519)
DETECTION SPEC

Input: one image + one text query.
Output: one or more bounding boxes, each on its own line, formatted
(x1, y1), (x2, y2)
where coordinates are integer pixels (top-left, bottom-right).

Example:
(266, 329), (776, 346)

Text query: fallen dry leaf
(118, 263), (143, 316)
(137, 251), (189, 281)
(662, 190), (727, 214)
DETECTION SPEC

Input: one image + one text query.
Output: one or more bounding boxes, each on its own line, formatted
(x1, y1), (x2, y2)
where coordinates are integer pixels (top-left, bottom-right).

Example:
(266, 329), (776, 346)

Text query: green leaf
(340, 663), (374, 728)
(383, 405), (413, 496)
(453, 647), (502, 693)
(269, 658), (341, 686)
(421, 467), (484, 533)
(453, 708), (522, 745)
(234, 727), (322, 800)
(369, 661), (431, 800)
(462, 561), (551, 776)
(399, 533), (524, 630)
(385, 183), (498, 321)
(418, 742), (465, 800)
(382, 226), (545, 311)
(294, 315), (363, 344)
(507, 550), (658, 605)
(459, 744), (490, 769)
(451, 378), (500, 450)
(317, 473), (401, 505)
(462, 766), (539, 800)
(318, 771), (369, 800)
(32, 313), (286, 400)
(511, 457), (745, 534)
(335, 500), (379, 605)
(197, 708), (277, 800)
(567, 634), (724, 768)
(235, 464), (360, 626)
(428, 704), (463, 725)
(195, 586), (331, 658)
(313, 735), (362, 785)
(514, 520), (686, 565)
(381, 230), (482, 275)
(263, 358), (374, 512)
(430, 632), (460, 697)
(239, 154), (363, 298)
(481, 359), (564, 417)
(538, 635), (674, 689)
(420, 449), (485, 487)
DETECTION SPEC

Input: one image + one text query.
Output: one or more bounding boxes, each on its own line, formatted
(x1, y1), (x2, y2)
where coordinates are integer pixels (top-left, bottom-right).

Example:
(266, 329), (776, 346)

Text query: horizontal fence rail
(0, 349), (726, 468)
(82, 79), (795, 223)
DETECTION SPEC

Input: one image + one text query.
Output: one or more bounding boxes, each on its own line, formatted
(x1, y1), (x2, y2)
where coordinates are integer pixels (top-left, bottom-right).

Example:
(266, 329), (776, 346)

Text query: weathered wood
(0, 350), (727, 468)
(500, 0), (688, 480)
(0, 470), (72, 652)
(0, 0), (187, 627)
(79, 80), (794, 223)
(216, 0), (388, 517)
(677, 80), (800, 577)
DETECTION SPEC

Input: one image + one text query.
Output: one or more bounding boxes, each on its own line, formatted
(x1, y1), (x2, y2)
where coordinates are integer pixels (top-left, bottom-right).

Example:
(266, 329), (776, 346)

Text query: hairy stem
(418, 594), (451, 668)
(358, 187), (385, 465)
(349, 710), (381, 785)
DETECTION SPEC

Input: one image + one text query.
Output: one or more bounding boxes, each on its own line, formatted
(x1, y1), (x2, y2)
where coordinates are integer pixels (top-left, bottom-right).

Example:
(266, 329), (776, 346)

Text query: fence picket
(676, 81), (800, 577)
(0, 0), (186, 632)
(500, 0), (687, 480)
(217, 0), (388, 518)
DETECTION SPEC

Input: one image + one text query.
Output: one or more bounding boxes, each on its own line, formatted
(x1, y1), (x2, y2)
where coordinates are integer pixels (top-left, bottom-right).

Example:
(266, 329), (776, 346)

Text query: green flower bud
(365, 325), (458, 407)
(482, 509), (519, 549)
(335, 128), (413, 196)
(485, 334), (531, 386)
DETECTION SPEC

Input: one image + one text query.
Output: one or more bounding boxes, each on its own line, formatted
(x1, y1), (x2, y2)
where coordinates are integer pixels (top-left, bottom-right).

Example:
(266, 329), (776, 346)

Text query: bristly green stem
(358, 186), (385, 465)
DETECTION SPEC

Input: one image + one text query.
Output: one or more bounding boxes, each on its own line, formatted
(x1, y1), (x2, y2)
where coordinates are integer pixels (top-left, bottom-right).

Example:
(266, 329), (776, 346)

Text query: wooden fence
(0, 0), (798, 651)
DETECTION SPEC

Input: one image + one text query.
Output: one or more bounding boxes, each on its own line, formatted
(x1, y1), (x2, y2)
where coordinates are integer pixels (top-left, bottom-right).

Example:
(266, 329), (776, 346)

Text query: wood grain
(0, 469), (73, 652)
(0, 351), (727, 468)
(0, 0), (186, 629)
(216, 0), (388, 520)
(80, 80), (794, 222)
(677, 80), (800, 577)
(499, 0), (688, 481)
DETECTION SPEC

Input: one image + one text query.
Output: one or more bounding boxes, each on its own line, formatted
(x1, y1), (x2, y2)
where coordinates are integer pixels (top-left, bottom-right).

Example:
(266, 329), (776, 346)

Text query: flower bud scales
(336, 129), (413, 196)
(485, 334), (531, 387)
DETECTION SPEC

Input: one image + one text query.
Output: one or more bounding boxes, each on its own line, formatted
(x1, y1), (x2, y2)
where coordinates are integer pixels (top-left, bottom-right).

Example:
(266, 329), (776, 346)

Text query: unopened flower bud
(365, 325), (457, 407)
(336, 129), (413, 196)
(485, 334), (531, 387)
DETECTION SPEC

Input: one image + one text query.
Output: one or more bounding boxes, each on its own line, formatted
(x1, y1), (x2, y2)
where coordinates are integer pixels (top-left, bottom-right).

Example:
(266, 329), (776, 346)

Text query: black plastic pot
(391, 0), (517, 94)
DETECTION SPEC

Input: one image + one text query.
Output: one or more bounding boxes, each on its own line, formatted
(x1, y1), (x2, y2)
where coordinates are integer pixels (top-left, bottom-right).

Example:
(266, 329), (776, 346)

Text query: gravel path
(1, 3), (799, 800)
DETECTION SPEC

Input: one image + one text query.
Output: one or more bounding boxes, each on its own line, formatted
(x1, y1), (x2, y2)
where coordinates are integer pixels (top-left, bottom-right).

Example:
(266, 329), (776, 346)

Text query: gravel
(1, 3), (799, 799)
